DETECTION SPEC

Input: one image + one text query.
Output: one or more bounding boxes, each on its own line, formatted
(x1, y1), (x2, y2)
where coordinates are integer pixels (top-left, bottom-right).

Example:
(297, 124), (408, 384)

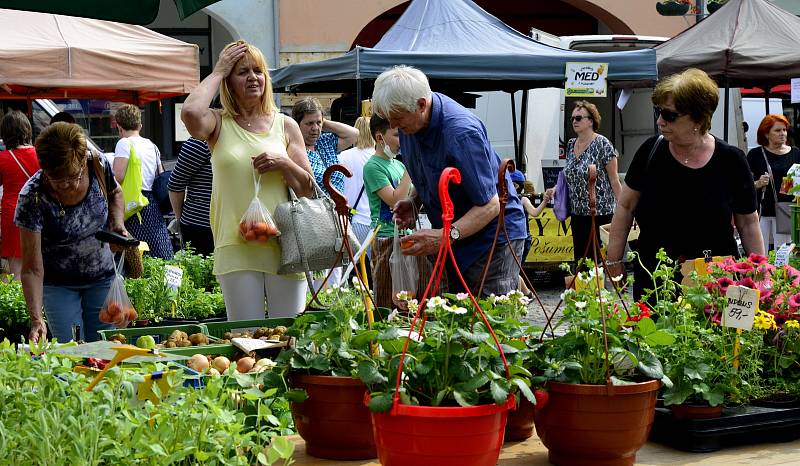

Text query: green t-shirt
(363, 155), (407, 238)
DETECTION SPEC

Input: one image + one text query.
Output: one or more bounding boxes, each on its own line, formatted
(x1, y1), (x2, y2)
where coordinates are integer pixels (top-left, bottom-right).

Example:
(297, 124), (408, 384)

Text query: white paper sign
(723, 285), (758, 330)
(164, 265), (183, 291)
(792, 78), (800, 104)
(565, 62), (608, 98)
(775, 243), (795, 267)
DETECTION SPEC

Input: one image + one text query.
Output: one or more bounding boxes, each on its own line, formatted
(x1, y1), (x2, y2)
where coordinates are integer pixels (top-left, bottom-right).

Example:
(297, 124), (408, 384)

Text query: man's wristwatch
(449, 224), (461, 242)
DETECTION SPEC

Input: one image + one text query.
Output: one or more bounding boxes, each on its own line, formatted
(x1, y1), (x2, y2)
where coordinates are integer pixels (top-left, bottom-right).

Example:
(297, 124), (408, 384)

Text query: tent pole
(510, 92), (519, 166)
(724, 76), (730, 142)
(356, 79), (362, 117)
(519, 90), (529, 172)
(764, 87), (770, 114)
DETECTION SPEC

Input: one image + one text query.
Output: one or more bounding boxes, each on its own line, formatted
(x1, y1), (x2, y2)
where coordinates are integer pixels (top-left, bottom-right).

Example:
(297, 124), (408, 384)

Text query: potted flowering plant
(656, 0), (692, 16)
(532, 259), (674, 465)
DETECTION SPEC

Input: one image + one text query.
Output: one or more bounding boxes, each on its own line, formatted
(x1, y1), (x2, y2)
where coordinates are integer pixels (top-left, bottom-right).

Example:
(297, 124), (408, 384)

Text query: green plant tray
(97, 324), (211, 345)
(203, 317), (296, 339)
(161, 343), (240, 358)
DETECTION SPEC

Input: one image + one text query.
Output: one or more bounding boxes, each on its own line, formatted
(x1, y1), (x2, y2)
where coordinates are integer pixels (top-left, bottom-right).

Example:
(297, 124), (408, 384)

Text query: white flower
(456, 292), (469, 301)
(427, 296), (446, 309)
(611, 274), (624, 283)
(495, 294), (510, 304)
(387, 309), (400, 322)
(575, 301), (587, 309)
(325, 287), (335, 295)
(519, 296), (531, 306)
(396, 290), (410, 301)
(407, 299), (419, 312)
(560, 289), (574, 300)
(449, 306), (468, 315)
(487, 294), (498, 305)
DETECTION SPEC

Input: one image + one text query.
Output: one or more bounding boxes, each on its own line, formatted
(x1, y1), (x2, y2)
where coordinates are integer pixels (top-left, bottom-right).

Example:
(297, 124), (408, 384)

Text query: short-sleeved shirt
(564, 135), (617, 216)
(338, 146), (374, 225)
(306, 132), (344, 195)
(363, 155), (407, 238)
(746, 146), (800, 217)
(167, 138), (212, 228)
(399, 93), (527, 271)
(14, 158), (117, 286)
(626, 135), (757, 268)
(114, 136), (161, 190)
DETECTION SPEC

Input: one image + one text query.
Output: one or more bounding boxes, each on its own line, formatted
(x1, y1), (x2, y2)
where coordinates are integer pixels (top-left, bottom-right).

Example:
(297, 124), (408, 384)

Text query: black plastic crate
(649, 405), (800, 452)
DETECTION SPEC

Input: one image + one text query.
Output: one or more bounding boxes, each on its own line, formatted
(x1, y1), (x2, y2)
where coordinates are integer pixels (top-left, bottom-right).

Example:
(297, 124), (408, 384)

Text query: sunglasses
(571, 115), (592, 122)
(653, 106), (686, 123)
(46, 166), (84, 189)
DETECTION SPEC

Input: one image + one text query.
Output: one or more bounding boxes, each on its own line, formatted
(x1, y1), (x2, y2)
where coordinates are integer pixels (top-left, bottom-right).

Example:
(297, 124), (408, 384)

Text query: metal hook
(323, 164), (352, 216)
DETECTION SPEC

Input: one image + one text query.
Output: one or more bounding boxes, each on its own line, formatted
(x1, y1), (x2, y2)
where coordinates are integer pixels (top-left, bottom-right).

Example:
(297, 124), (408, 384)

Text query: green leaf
(283, 389), (308, 403)
(270, 436), (295, 459)
(636, 351), (664, 380)
(351, 330), (380, 347)
(432, 389), (448, 406)
(368, 393), (394, 412)
(511, 377), (536, 404)
(257, 452), (269, 465)
(357, 361), (388, 385)
(645, 330), (675, 346)
(454, 390), (476, 407)
(703, 388), (725, 407)
(636, 317), (657, 336)
(458, 373), (489, 392)
(490, 380), (509, 404)
(609, 376), (636, 386)
(457, 328), (490, 344)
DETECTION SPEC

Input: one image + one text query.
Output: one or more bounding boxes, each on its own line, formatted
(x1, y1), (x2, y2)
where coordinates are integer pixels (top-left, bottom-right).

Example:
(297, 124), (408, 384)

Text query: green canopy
(0, 0), (220, 25)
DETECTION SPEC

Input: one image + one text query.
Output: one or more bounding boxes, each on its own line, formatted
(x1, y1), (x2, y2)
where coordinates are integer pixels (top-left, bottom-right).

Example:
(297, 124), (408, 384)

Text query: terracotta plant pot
(505, 396), (536, 441)
(656, 2), (690, 16)
(670, 403), (723, 420)
(290, 374), (376, 460)
(370, 395), (515, 466)
(535, 380), (660, 466)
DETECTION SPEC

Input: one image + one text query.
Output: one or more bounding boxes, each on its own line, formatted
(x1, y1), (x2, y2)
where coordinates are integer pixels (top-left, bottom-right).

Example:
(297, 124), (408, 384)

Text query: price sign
(775, 243), (795, 267)
(723, 285), (758, 330)
(165, 265), (183, 291)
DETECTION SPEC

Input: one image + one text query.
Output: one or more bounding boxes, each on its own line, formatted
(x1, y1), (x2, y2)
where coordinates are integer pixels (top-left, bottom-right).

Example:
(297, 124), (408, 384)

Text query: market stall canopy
(270, 0), (658, 93)
(655, 0), (800, 87)
(0, 0), (220, 25)
(0, 9), (200, 104)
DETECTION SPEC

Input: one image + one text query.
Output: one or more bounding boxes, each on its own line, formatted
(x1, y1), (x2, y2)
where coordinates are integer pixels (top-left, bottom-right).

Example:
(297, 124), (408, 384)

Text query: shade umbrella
(0, 0), (221, 25)
(0, 9), (200, 105)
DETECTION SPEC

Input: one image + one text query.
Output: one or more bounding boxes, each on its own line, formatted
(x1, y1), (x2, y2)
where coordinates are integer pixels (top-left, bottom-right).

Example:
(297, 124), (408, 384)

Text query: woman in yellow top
(181, 40), (313, 320)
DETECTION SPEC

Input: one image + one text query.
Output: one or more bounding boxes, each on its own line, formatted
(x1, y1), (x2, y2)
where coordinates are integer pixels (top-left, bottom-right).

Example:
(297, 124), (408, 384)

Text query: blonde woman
(337, 115), (375, 254)
(181, 40), (313, 320)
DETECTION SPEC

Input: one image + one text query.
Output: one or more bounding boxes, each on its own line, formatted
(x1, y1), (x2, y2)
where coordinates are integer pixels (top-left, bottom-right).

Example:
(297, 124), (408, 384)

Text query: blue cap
(510, 170), (526, 183)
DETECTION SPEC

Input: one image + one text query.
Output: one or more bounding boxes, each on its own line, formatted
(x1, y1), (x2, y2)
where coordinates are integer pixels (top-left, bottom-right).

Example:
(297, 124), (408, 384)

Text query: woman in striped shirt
(168, 137), (214, 256)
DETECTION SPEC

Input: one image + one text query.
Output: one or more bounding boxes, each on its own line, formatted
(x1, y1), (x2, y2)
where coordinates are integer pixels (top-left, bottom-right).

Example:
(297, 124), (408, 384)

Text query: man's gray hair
(372, 65), (432, 118)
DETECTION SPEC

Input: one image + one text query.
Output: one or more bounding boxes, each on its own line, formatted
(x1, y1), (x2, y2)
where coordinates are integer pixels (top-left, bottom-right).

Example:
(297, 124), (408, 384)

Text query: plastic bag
(99, 254), (137, 328)
(390, 222), (419, 308)
(239, 172), (280, 242)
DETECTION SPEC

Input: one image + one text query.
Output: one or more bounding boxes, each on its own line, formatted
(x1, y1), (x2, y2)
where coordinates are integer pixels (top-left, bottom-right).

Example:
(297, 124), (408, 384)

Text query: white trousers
(759, 215), (791, 251)
(217, 271), (306, 321)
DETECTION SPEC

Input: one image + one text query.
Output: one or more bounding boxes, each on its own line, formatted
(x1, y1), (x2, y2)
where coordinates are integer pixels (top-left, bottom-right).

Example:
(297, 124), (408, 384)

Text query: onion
(212, 356), (231, 373)
(188, 354), (210, 372)
(207, 368), (221, 377)
(236, 356), (256, 373)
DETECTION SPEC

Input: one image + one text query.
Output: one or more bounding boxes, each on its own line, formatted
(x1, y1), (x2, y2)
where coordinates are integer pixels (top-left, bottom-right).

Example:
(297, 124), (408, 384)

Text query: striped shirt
(167, 138), (212, 228)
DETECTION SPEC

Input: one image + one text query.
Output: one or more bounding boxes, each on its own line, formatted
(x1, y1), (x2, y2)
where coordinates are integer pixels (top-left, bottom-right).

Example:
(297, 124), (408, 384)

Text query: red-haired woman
(746, 114), (800, 251)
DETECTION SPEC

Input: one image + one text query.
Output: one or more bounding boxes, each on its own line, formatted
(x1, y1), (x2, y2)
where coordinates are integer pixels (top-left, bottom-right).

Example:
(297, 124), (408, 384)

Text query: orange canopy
(0, 9), (199, 104)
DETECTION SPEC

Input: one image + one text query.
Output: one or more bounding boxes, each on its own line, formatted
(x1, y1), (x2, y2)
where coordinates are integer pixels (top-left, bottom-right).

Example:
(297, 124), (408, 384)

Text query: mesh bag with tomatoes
(390, 222), (419, 308)
(99, 253), (137, 328)
(239, 172), (280, 242)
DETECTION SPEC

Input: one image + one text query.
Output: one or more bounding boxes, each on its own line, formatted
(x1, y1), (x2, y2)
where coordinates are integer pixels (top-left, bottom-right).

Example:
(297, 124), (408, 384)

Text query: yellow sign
(525, 207), (573, 263)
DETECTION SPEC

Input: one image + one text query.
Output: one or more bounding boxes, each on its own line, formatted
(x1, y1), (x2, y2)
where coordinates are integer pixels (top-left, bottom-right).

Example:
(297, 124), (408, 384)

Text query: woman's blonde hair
(652, 68), (719, 133)
(35, 122), (87, 175)
(573, 100), (601, 131)
(219, 40), (276, 118)
(353, 116), (374, 149)
(114, 104), (142, 131)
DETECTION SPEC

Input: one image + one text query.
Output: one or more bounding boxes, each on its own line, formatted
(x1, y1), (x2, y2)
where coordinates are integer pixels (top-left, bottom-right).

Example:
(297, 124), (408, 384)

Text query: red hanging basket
(290, 374), (376, 460)
(505, 396), (536, 441)
(369, 394), (515, 466)
(534, 380), (661, 466)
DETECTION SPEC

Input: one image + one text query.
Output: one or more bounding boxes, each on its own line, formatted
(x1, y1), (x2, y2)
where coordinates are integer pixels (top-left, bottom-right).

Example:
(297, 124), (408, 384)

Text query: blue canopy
(271, 0), (658, 93)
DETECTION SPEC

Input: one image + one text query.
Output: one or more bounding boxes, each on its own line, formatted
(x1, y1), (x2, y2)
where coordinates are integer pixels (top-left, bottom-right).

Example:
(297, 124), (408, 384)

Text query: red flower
(785, 266), (800, 286)
(732, 261), (754, 274)
(737, 277), (756, 289)
(627, 302), (652, 322)
(748, 253), (769, 265)
(789, 293), (800, 309)
(717, 276), (735, 294)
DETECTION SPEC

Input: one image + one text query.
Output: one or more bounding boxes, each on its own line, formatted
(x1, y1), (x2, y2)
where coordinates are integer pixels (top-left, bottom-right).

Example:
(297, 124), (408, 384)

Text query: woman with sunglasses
(606, 68), (763, 302)
(15, 122), (128, 342)
(563, 100), (622, 266)
(746, 114), (800, 251)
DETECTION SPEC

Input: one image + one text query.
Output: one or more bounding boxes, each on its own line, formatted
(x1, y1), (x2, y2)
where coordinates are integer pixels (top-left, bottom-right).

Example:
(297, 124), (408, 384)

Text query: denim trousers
(43, 277), (115, 342)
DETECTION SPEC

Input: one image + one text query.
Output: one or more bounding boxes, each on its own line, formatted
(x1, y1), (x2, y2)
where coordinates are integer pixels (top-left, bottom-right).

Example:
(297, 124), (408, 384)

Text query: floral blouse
(563, 134), (617, 216)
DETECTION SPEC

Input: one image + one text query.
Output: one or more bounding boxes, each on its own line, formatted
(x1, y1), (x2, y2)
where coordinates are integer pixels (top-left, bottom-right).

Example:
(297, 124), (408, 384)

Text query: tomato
(253, 222), (268, 235)
(265, 224), (279, 236)
(99, 309), (110, 323)
(239, 222), (248, 236)
(244, 230), (257, 241)
(256, 234), (269, 242)
(125, 307), (138, 321)
(400, 237), (414, 250)
(107, 302), (122, 317)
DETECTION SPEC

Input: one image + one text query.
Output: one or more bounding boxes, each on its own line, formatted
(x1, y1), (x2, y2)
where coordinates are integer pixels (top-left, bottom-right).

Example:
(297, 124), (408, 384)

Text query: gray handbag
(760, 147), (792, 235)
(274, 181), (359, 276)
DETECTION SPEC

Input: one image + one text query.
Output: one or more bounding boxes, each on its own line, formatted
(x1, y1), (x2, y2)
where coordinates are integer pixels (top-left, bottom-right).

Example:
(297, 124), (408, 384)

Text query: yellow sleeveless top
(210, 113), (299, 279)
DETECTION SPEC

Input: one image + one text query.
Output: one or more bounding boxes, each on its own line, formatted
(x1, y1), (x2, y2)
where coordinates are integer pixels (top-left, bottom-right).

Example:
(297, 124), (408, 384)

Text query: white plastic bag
(390, 222), (419, 307)
(239, 172), (280, 242)
(99, 254), (137, 328)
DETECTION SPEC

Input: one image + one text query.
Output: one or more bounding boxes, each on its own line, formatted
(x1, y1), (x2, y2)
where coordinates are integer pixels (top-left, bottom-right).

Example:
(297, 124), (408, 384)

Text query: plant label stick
(722, 285), (758, 331)
(775, 243), (795, 267)
(165, 265), (184, 291)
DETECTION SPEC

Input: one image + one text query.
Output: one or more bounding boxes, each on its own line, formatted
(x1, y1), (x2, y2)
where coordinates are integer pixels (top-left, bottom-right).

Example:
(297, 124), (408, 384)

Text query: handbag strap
(350, 184), (366, 217)
(7, 149), (32, 179)
(761, 147), (781, 205)
(645, 135), (664, 172)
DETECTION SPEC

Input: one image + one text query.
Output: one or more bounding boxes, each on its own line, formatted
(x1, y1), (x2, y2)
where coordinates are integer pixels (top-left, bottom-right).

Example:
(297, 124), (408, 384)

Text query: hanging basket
(535, 380), (661, 466)
(370, 394), (515, 466)
(505, 396), (536, 441)
(290, 374), (376, 460)
(656, 2), (691, 16)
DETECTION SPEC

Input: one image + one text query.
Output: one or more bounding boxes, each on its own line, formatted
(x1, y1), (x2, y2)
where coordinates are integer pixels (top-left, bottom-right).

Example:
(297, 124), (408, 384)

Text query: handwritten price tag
(775, 243), (795, 267)
(723, 285), (758, 330)
(165, 265), (183, 291)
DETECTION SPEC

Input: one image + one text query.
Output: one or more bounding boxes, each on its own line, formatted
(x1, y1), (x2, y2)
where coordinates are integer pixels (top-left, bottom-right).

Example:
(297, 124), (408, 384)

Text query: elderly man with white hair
(372, 65), (528, 296)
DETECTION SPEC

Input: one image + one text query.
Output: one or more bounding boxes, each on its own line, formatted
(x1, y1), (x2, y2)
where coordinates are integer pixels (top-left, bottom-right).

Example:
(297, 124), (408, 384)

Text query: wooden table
(289, 435), (800, 466)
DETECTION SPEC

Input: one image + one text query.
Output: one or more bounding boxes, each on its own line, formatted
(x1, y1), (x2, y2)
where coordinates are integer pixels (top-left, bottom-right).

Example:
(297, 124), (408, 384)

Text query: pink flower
(748, 253), (769, 265)
(704, 281), (719, 293)
(710, 313), (721, 326)
(789, 293), (800, 309)
(732, 261), (754, 274)
(760, 289), (773, 304)
(785, 266), (800, 286)
(717, 276), (735, 294)
(737, 277), (756, 289)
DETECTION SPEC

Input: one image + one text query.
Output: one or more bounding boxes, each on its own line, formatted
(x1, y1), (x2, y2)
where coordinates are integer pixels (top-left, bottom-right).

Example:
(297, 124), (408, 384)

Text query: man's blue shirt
(400, 92), (527, 271)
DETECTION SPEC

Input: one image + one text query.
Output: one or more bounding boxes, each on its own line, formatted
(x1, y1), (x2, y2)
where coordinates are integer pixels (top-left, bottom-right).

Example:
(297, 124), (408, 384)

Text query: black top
(626, 136), (757, 268)
(746, 146), (800, 217)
